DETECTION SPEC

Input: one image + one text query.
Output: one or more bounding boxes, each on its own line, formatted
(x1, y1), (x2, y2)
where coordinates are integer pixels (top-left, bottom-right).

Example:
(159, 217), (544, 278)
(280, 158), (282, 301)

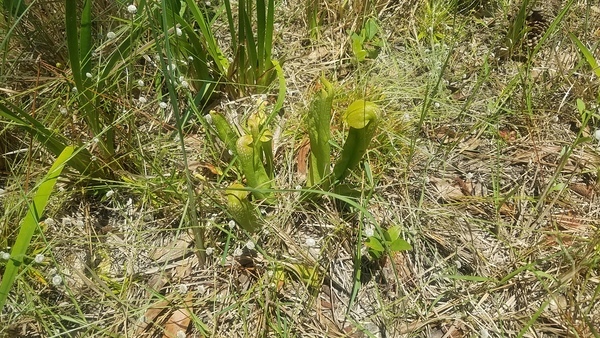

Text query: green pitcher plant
(226, 183), (261, 233)
(306, 76), (334, 189)
(333, 99), (380, 182)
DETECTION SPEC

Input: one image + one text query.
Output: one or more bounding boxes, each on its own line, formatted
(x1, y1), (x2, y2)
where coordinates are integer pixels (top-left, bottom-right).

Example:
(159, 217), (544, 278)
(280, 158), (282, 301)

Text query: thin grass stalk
(155, 0), (205, 266)
(0, 0), (30, 68)
(0, 146), (73, 311)
(184, 0), (229, 74)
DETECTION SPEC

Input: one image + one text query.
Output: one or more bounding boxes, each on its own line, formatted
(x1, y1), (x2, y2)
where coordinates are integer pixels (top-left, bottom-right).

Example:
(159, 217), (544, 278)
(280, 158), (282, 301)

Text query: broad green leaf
(385, 225), (401, 242)
(365, 237), (384, 252)
(390, 238), (412, 252)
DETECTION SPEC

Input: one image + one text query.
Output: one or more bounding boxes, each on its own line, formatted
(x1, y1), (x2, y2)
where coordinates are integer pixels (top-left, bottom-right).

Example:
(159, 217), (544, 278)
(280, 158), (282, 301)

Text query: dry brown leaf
(162, 308), (191, 338)
(163, 293), (194, 338)
(430, 177), (465, 202)
(569, 183), (594, 199)
(135, 299), (170, 335)
(296, 140), (310, 177)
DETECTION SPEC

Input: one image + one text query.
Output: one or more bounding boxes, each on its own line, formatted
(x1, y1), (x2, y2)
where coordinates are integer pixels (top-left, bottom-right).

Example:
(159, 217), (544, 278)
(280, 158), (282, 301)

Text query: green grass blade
(570, 33), (600, 78)
(256, 0), (266, 72)
(505, 0), (529, 54)
(3, 0), (27, 18)
(65, 0), (83, 94)
(0, 146), (74, 311)
(224, 0), (237, 52)
(79, 0), (93, 76)
(98, 25), (144, 86)
(184, 0), (229, 74)
(0, 101), (101, 176)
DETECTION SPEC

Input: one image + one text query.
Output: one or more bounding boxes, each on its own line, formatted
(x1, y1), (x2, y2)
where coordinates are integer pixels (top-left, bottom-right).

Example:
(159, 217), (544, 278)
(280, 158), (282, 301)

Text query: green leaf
(365, 237), (384, 252)
(385, 225), (401, 242)
(570, 34), (600, 77)
(364, 18), (378, 40)
(0, 146), (73, 311)
(389, 238), (412, 252)
(576, 98), (586, 113)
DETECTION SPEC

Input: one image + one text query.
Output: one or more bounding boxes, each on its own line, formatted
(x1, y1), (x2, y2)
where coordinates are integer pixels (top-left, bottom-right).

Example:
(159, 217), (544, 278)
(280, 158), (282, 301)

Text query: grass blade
(0, 101), (100, 176)
(0, 146), (74, 310)
(570, 33), (600, 78)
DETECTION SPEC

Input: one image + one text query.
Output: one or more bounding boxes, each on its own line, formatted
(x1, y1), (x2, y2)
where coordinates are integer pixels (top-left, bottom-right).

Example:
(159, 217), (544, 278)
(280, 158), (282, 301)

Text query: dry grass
(1, 0), (600, 337)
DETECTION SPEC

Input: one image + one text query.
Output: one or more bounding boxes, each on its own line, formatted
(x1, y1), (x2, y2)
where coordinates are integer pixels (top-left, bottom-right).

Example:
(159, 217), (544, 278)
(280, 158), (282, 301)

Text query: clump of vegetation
(1, 0), (599, 336)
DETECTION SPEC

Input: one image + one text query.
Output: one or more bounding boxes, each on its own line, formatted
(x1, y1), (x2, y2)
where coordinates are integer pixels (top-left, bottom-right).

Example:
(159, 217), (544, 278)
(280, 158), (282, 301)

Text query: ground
(1, 0), (600, 337)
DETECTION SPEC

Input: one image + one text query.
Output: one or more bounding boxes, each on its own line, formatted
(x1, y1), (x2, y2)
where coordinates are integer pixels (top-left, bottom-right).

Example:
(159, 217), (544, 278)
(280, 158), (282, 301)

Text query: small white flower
(176, 330), (186, 338)
(72, 86), (78, 93)
(364, 227), (374, 238)
(92, 137), (99, 144)
(204, 114), (212, 124)
(52, 274), (63, 286)
(245, 241), (255, 250)
(188, 56), (194, 61)
(178, 75), (185, 82)
(178, 284), (188, 293)
(168, 63), (177, 72)
(159, 102), (168, 109)
(594, 129), (600, 141)
(465, 172), (474, 180)
(127, 4), (137, 14)
(176, 27), (182, 36)
(0, 251), (9, 260)
(180, 80), (189, 89)
(233, 248), (243, 256)
(137, 79), (144, 87)
(197, 285), (206, 294)
(59, 107), (68, 115)
(105, 190), (115, 198)
(305, 238), (316, 247)
(107, 31), (116, 39)
(295, 185), (302, 190)
(44, 218), (56, 226)
(34, 254), (45, 264)
(91, 155), (97, 162)
(138, 96), (147, 104)
(228, 220), (236, 229)
(85, 72), (92, 79)
(205, 247), (214, 256)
